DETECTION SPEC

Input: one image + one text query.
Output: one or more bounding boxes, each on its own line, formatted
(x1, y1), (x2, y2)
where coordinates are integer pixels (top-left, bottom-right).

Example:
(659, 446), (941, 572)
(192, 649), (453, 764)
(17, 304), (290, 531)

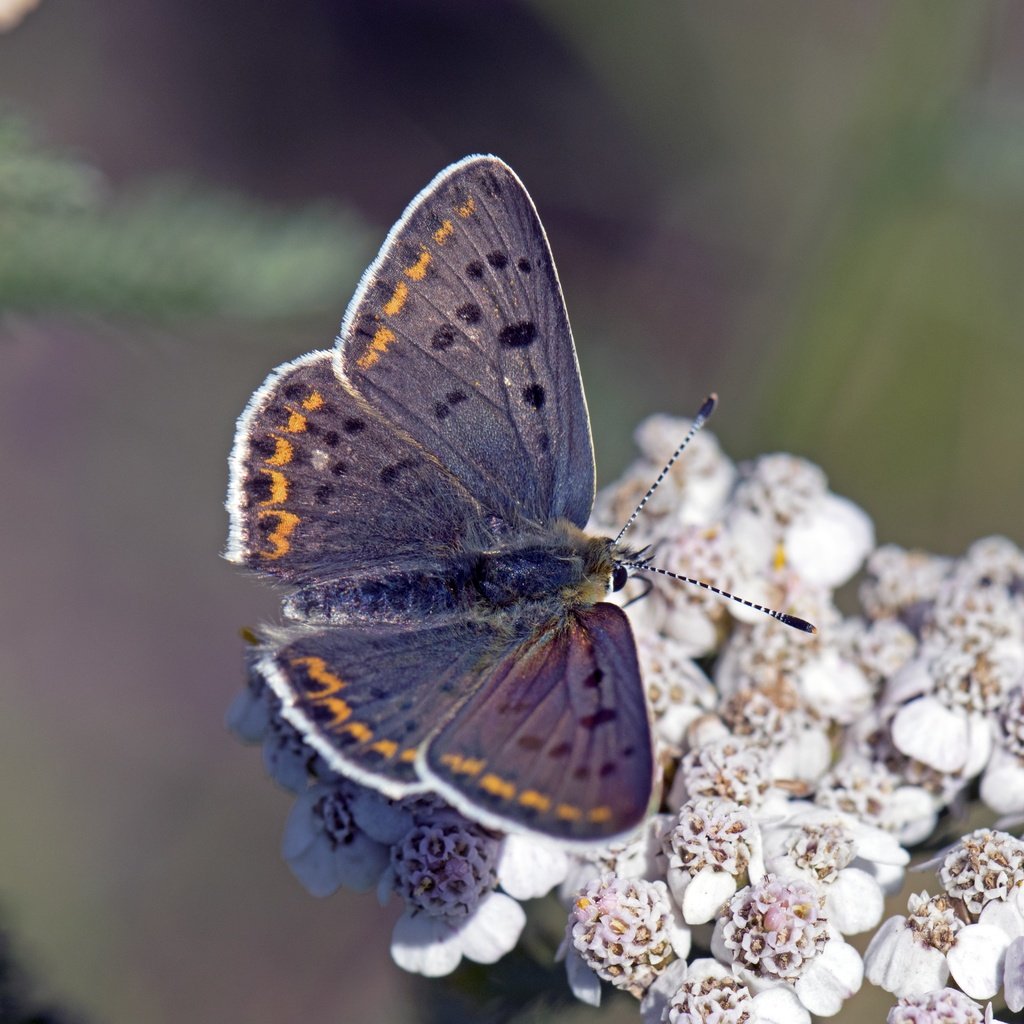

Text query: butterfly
(227, 156), (711, 842)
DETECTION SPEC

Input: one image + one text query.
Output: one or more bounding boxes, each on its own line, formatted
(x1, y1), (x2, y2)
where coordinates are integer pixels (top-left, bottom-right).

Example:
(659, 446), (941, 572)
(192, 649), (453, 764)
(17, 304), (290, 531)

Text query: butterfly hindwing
(422, 603), (654, 841)
(253, 619), (495, 796)
(338, 156), (595, 528)
(226, 350), (481, 582)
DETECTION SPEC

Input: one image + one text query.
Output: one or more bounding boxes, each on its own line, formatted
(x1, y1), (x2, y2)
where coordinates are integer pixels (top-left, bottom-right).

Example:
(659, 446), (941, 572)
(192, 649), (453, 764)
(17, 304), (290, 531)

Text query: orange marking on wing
(440, 753), (486, 776)
(433, 219), (453, 245)
(456, 196), (475, 218)
(302, 390), (324, 411)
(266, 436), (294, 467)
(587, 806), (613, 824)
(400, 748), (417, 763)
(356, 325), (397, 370)
(257, 509), (300, 559)
(383, 280), (408, 316)
(291, 656), (346, 697)
(370, 739), (398, 758)
(479, 773), (516, 800)
(259, 469), (289, 505)
(340, 721), (373, 743)
(284, 408), (307, 433)
(555, 803), (583, 822)
(518, 790), (552, 813)
(404, 249), (431, 281)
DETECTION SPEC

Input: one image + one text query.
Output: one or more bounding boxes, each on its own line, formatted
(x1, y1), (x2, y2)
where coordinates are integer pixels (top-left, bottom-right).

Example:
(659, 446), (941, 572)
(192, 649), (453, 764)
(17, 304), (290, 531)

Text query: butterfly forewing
(226, 350), (481, 582)
(422, 603), (653, 841)
(253, 620), (496, 796)
(338, 156), (595, 528)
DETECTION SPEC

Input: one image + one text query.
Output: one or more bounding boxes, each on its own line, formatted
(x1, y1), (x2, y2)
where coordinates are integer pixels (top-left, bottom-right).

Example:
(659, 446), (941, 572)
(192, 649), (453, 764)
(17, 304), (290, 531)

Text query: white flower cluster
(226, 413), (1024, 1021)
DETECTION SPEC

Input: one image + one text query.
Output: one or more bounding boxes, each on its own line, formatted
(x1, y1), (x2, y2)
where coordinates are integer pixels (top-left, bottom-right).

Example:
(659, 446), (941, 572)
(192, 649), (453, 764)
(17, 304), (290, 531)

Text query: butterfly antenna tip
(614, 393), (718, 545)
(623, 562), (817, 634)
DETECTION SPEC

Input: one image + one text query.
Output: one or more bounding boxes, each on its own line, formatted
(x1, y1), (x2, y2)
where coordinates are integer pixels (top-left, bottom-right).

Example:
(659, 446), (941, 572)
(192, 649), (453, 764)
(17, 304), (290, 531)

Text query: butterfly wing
(252, 619), (495, 796)
(226, 350), (482, 582)
(337, 155), (595, 529)
(422, 603), (654, 841)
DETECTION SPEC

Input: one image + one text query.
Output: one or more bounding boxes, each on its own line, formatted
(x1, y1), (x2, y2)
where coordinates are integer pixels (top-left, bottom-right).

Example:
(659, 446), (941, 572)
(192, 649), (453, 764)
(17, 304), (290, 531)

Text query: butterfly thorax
(283, 519), (618, 626)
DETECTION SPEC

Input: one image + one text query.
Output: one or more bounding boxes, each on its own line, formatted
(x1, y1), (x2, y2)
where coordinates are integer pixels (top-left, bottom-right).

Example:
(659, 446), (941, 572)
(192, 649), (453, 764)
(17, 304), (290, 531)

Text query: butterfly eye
(611, 565), (629, 592)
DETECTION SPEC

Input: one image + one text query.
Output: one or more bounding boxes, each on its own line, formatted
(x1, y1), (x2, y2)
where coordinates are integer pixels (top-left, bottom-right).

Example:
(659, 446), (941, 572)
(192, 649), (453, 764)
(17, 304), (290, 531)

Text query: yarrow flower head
(939, 829), (1024, 915)
(867, 829), (1024, 1004)
(714, 874), (863, 1016)
(385, 815), (527, 977)
(716, 874), (829, 983)
(886, 987), (996, 1024)
(662, 797), (764, 924)
(564, 874), (691, 1005)
(640, 957), (810, 1024)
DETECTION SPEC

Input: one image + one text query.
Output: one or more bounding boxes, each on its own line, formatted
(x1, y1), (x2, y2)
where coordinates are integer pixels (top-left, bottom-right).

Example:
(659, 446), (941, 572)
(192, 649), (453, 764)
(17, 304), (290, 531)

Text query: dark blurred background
(1, 2), (1022, 1022)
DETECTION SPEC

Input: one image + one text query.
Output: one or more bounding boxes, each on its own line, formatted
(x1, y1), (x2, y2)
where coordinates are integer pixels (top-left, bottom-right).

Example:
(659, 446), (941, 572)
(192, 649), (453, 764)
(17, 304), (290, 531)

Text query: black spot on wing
(516, 257), (531, 273)
(457, 303), (482, 325)
(580, 708), (617, 729)
(465, 260), (484, 279)
(486, 251), (508, 269)
(379, 457), (419, 486)
(432, 324), (456, 350)
(343, 417), (366, 434)
(521, 384), (545, 409)
(246, 475), (274, 503)
(499, 321), (537, 348)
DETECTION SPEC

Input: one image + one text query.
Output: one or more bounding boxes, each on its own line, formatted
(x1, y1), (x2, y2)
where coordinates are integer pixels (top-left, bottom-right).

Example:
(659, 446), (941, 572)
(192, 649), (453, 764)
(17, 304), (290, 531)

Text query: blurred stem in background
(0, 114), (370, 319)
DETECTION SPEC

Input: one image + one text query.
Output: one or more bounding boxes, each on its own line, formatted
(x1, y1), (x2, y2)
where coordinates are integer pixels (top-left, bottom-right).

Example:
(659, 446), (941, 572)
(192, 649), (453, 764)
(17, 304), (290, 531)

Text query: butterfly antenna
(621, 562), (817, 633)
(614, 393), (718, 545)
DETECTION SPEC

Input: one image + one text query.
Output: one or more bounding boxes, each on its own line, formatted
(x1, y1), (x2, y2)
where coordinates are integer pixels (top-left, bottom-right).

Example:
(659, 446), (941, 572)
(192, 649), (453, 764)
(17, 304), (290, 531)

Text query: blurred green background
(1, 2), (1022, 1022)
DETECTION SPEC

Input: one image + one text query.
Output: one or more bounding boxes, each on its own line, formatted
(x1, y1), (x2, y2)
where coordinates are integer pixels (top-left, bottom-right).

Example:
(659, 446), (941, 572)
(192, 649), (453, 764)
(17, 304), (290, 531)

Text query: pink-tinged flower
(713, 874), (863, 1016)
(563, 874), (690, 1006)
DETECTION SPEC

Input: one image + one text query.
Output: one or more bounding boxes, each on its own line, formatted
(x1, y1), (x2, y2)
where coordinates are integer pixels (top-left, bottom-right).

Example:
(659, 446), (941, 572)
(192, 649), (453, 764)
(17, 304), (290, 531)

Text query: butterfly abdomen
(284, 559), (479, 624)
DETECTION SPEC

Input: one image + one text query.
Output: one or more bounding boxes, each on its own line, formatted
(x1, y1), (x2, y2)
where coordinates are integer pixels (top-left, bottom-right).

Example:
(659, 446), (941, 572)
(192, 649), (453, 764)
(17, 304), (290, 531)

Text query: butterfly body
(228, 157), (654, 841)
